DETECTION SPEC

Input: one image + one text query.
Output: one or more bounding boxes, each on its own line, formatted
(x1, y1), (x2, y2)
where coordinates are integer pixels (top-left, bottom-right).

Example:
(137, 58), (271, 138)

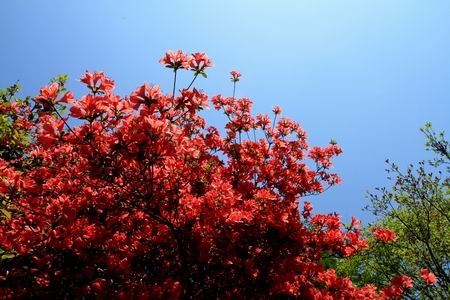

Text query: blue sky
(1, 1), (449, 223)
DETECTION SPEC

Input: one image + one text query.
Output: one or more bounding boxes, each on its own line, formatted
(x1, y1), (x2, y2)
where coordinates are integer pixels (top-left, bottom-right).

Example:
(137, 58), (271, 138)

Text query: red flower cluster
(159, 50), (213, 75)
(0, 51), (412, 299)
(230, 70), (241, 82)
(80, 71), (115, 95)
(34, 82), (60, 104)
(372, 228), (397, 242)
(190, 52), (213, 74)
(34, 82), (74, 110)
(159, 49), (192, 70)
(420, 268), (437, 285)
(381, 275), (413, 299)
(273, 105), (282, 115)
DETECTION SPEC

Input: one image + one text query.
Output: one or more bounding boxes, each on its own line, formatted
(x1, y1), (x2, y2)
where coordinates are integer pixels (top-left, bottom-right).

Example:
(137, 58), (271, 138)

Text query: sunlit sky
(1, 1), (449, 223)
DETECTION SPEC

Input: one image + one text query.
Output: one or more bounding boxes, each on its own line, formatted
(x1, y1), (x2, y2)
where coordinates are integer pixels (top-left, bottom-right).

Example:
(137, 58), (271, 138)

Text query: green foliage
(336, 124), (450, 299)
(0, 75), (68, 164)
(0, 83), (31, 162)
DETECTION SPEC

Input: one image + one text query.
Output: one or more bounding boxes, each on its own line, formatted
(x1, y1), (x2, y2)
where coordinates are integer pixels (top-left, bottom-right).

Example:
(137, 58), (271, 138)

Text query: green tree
(336, 123), (450, 299)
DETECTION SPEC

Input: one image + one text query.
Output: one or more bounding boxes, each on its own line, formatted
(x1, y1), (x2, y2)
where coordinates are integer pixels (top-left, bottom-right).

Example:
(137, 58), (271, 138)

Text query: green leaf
(1, 253), (15, 260)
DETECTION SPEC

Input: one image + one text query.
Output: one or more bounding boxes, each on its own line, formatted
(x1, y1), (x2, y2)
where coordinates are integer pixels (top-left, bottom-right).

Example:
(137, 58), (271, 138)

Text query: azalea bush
(0, 51), (415, 299)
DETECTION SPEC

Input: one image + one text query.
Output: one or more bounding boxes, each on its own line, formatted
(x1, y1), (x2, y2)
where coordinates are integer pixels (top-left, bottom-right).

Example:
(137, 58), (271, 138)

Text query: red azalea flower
(130, 83), (162, 107)
(159, 50), (192, 71)
(392, 275), (414, 288)
(59, 91), (75, 104)
(420, 268), (437, 285)
(230, 70), (241, 82)
(80, 71), (115, 94)
(34, 82), (60, 105)
(273, 105), (282, 115)
(351, 216), (361, 228)
(372, 228), (396, 242)
(190, 52), (213, 74)
(382, 275), (414, 299)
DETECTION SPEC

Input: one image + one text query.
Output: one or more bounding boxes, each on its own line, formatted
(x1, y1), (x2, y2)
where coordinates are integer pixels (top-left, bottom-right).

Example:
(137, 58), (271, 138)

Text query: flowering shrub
(0, 51), (413, 299)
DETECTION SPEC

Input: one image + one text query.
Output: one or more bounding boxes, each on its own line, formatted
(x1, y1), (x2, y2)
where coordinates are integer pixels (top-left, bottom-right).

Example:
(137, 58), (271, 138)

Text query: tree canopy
(336, 123), (449, 299)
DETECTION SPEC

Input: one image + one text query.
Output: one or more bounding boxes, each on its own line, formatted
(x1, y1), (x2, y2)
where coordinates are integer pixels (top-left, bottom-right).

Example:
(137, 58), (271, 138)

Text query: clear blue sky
(1, 1), (449, 223)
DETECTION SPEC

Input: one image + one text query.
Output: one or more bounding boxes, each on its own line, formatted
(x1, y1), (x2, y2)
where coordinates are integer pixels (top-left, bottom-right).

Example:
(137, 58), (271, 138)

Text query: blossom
(372, 228), (396, 242)
(176, 88), (209, 114)
(351, 216), (361, 228)
(80, 71), (115, 94)
(159, 50), (192, 70)
(59, 91), (75, 104)
(392, 275), (414, 288)
(420, 268), (437, 285)
(130, 83), (162, 107)
(273, 105), (282, 115)
(230, 70), (241, 82)
(190, 52), (213, 74)
(382, 275), (414, 299)
(309, 145), (343, 168)
(34, 82), (59, 105)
